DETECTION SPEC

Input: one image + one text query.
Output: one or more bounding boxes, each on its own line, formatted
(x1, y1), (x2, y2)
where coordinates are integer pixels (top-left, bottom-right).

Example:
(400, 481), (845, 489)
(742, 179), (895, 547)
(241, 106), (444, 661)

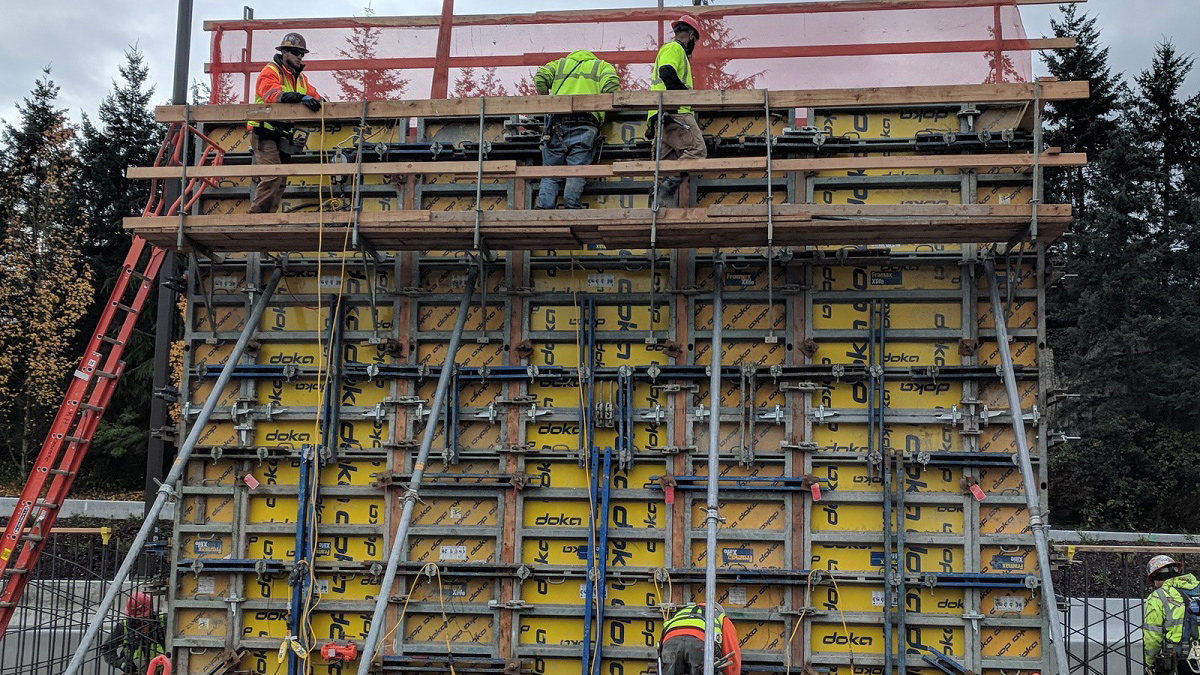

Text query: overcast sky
(0, 0), (1197, 129)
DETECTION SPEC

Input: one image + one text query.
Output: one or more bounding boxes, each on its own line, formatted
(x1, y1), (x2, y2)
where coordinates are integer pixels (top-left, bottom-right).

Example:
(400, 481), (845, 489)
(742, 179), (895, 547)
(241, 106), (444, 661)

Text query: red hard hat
(126, 591), (153, 618)
(672, 15), (702, 36)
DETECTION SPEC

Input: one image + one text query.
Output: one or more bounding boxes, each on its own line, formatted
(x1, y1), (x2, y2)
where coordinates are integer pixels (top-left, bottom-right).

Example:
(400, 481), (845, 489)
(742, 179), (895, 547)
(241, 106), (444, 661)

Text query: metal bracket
(810, 404), (839, 424)
(756, 405), (787, 425)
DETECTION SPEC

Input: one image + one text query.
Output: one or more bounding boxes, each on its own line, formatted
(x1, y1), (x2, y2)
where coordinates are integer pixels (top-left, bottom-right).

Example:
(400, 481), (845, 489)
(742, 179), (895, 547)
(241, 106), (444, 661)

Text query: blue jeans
(536, 122), (599, 209)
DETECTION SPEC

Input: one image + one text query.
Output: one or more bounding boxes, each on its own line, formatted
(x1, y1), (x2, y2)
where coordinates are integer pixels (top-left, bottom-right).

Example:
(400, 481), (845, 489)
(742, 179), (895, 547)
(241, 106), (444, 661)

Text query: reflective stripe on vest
(649, 40), (693, 119)
(663, 604), (724, 644)
(548, 58), (608, 125)
(248, 62), (308, 132)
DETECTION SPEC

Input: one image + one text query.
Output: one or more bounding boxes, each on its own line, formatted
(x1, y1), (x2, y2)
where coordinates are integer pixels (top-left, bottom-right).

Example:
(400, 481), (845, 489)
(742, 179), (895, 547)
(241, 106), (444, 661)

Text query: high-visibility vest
(247, 61), (310, 133)
(648, 40), (693, 120)
(534, 50), (619, 125)
(662, 603), (725, 644)
(124, 618), (167, 668)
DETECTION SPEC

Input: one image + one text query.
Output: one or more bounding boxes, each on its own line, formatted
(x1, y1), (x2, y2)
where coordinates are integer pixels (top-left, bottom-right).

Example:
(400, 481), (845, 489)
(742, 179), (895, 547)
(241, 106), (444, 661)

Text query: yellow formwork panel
(239, 608), (291, 640)
(689, 377), (784, 409)
(519, 616), (658, 649)
(524, 460), (662, 491)
(187, 380), (240, 415)
(417, 341), (507, 368)
(976, 264), (1037, 291)
(521, 578), (661, 607)
(697, 185), (786, 208)
(529, 342), (670, 368)
(690, 500), (787, 533)
(180, 494), (236, 525)
(814, 463), (965, 496)
(244, 533), (383, 561)
(180, 534), (235, 559)
(413, 497), (500, 527)
(977, 337), (1037, 367)
(699, 113), (785, 138)
(179, 574), (233, 600)
(194, 418), (388, 450)
(530, 267), (663, 294)
(175, 608), (228, 639)
(260, 304), (398, 334)
(581, 188), (652, 211)
(980, 546), (1037, 575)
(409, 576), (496, 604)
(690, 538), (786, 569)
(530, 303), (670, 333)
(418, 304), (506, 332)
(810, 544), (963, 574)
(184, 458), (239, 486)
(419, 267), (507, 294)
(522, 538), (664, 568)
(823, 585), (968, 616)
(812, 423), (960, 454)
(420, 191), (508, 212)
(977, 465), (1025, 494)
(812, 503), (963, 535)
(526, 380), (668, 411)
(815, 340), (962, 367)
(523, 499), (663, 531)
(693, 423), (786, 459)
(977, 298), (1037, 330)
(981, 626), (1041, 659)
(695, 301), (785, 333)
(978, 184), (1033, 206)
(817, 109), (959, 139)
(275, 268), (393, 295)
(814, 302), (963, 331)
(815, 264), (963, 292)
(240, 572), (380, 602)
(980, 588), (1041, 617)
(308, 611), (374, 641)
(694, 265), (788, 294)
(978, 427), (1035, 454)
(978, 504), (1030, 536)
(693, 340), (787, 368)
(193, 305), (246, 333)
(403, 611), (495, 644)
(408, 536), (497, 564)
(422, 379), (504, 407)
(189, 343), (236, 369)
(191, 650), (250, 675)
(708, 582), (790, 610)
(819, 380), (961, 409)
(811, 622), (966, 657)
(981, 379), (1038, 409)
(245, 495), (383, 525)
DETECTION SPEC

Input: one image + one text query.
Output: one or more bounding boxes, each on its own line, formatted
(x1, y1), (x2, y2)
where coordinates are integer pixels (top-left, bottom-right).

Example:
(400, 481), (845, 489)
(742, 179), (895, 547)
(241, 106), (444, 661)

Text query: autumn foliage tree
(333, 10), (410, 100)
(0, 71), (94, 476)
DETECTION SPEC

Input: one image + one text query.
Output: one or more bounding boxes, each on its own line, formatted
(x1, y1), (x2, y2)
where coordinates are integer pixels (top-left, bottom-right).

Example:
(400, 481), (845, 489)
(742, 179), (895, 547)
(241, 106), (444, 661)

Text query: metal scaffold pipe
(983, 259), (1069, 675)
(703, 255), (725, 675)
(358, 265), (480, 675)
(64, 266), (283, 675)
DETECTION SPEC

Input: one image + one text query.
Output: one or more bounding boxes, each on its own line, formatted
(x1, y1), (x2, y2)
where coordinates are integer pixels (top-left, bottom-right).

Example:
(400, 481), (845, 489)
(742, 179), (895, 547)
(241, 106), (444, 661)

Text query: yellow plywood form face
(243, 533), (383, 561)
(522, 538), (665, 568)
(812, 423), (961, 454)
(810, 544), (963, 574)
(530, 267), (664, 294)
(817, 109), (960, 138)
(408, 535), (497, 564)
(981, 626), (1042, 659)
(823, 585), (968, 616)
(412, 497), (500, 527)
(811, 621), (966, 658)
(977, 337), (1038, 367)
(692, 340), (788, 368)
(179, 493), (236, 525)
(417, 341), (507, 369)
(529, 341), (669, 368)
(980, 588), (1042, 617)
(529, 303), (670, 333)
(178, 574), (233, 600)
(695, 265), (788, 294)
(521, 578), (661, 607)
(419, 266), (507, 294)
(523, 498), (664, 531)
(690, 500), (787, 533)
(520, 616), (660, 649)
(532, 659), (654, 675)
(692, 424), (787, 459)
(175, 608), (229, 639)
(812, 502), (964, 535)
(815, 264), (963, 292)
(690, 538), (787, 569)
(979, 504), (1031, 535)
(814, 301), (964, 331)
(813, 462), (964, 496)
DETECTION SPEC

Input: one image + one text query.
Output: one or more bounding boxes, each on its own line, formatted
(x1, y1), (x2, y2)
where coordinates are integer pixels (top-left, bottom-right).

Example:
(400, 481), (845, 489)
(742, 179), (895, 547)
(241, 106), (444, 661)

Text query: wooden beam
(124, 203), (1072, 252)
(155, 81), (1090, 123)
(126, 153), (1087, 181)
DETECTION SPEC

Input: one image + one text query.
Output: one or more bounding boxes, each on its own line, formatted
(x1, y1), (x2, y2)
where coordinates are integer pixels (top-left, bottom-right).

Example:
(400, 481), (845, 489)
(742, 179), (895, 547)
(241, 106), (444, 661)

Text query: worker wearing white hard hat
(1144, 554), (1200, 675)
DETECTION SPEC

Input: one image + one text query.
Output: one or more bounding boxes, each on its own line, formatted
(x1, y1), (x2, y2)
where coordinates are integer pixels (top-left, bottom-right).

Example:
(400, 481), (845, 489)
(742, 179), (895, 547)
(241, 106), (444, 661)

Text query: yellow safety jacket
(247, 57), (314, 134)
(648, 40), (693, 120)
(534, 50), (620, 125)
(662, 603), (725, 644)
(1144, 573), (1200, 665)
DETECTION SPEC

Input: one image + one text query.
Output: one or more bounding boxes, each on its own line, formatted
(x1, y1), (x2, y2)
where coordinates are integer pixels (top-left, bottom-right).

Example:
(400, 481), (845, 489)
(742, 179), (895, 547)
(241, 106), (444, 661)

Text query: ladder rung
(114, 302), (139, 314)
(94, 371), (119, 379)
(1, 569), (28, 576)
(21, 534), (43, 543)
(48, 469), (75, 476)
(0, 602), (14, 608)
(65, 436), (90, 444)
(98, 335), (124, 346)
(33, 501), (59, 510)
(79, 403), (104, 412)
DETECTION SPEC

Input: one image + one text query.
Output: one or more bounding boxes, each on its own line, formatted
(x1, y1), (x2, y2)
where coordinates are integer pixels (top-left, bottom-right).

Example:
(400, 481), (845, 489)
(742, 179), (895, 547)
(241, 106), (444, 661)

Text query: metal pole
(145, 0), (194, 512)
(983, 259), (1069, 675)
(65, 267), (282, 675)
(357, 266), (480, 675)
(703, 255), (724, 675)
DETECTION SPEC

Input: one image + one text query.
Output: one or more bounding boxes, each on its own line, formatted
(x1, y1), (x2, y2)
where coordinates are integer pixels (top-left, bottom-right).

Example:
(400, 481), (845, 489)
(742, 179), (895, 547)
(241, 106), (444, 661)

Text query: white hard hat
(1147, 554), (1183, 582)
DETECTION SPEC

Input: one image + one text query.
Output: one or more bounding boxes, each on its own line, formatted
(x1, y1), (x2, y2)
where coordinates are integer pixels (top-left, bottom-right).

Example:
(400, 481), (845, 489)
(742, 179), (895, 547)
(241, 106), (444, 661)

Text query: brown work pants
(653, 113), (706, 207)
(249, 132), (287, 214)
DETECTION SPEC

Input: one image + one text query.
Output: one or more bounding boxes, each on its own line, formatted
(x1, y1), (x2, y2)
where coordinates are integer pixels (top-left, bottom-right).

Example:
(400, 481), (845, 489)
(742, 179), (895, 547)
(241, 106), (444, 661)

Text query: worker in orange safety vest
(659, 603), (742, 675)
(247, 32), (323, 213)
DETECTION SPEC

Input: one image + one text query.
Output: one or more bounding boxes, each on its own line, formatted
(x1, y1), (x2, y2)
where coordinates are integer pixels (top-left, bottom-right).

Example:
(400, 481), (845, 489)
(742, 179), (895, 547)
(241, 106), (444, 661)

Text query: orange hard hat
(672, 15), (701, 37)
(125, 591), (153, 618)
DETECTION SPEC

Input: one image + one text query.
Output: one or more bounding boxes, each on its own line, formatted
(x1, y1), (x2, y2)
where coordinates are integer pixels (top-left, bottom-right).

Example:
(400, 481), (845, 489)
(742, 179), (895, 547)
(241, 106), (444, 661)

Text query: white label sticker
(315, 579), (330, 594)
(871, 590), (885, 607)
(580, 583), (589, 599)
(450, 507), (464, 520)
(320, 275), (342, 289)
(994, 595), (1027, 612)
(727, 586), (747, 605)
(196, 577), (215, 595)
(440, 545), (467, 562)
(213, 275), (239, 291)
(197, 617), (211, 628)
(587, 273), (615, 289)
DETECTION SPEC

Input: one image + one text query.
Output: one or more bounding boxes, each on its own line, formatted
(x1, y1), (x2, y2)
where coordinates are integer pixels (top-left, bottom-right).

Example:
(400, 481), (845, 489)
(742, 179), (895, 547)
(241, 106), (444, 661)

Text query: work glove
(645, 121), (655, 140)
(120, 657), (138, 674)
(301, 95), (321, 112)
(279, 92), (303, 103)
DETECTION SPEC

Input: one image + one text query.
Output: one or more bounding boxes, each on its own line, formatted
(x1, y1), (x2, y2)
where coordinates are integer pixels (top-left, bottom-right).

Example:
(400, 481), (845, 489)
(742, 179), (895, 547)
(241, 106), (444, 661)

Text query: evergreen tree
(0, 70), (94, 477)
(333, 6), (409, 100)
(74, 48), (166, 490)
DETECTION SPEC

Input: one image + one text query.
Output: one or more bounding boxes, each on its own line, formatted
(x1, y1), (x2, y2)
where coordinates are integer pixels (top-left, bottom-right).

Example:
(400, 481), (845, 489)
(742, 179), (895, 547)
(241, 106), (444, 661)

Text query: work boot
(654, 176), (682, 209)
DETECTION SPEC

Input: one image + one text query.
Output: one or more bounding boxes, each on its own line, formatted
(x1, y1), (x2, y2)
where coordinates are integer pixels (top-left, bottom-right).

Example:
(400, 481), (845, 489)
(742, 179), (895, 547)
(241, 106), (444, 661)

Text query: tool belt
(551, 113), (600, 128)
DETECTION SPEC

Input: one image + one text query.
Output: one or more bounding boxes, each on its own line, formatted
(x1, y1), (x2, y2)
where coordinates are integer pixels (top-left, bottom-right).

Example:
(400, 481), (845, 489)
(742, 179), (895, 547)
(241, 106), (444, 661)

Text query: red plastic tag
(969, 483), (986, 501)
(243, 474), (260, 490)
(664, 485), (675, 505)
(811, 483), (823, 501)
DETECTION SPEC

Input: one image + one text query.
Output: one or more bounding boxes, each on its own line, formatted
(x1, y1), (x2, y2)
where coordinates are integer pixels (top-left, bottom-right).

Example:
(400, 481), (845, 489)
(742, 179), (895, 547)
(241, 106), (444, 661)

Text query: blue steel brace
(581, 296), (599, 675)
(592, 445), (614, 675)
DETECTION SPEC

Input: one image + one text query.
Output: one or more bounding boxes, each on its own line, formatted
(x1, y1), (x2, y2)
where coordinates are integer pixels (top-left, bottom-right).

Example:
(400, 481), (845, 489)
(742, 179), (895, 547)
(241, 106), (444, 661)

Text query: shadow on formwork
(1051, 536), (1200, 675)
(0, 525), (169, 675)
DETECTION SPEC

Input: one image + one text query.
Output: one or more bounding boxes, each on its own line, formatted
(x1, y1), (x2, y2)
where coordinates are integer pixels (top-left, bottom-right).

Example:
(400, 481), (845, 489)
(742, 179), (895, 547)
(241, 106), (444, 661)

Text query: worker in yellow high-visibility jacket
(1144, 554), (1200, 675)
(647, 14), (706, 208)
(533, 50), (620, 209)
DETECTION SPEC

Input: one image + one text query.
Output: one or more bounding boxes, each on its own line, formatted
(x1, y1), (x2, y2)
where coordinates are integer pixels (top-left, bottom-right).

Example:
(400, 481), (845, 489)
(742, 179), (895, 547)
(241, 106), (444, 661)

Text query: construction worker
(647, 15), (707, 208)
(100, 591), (166, 675)
(1143, 554), (1200, 675)
(532, 50), (620, 209)
(248, 32), (324, 214)
(659, 602), (741, 675)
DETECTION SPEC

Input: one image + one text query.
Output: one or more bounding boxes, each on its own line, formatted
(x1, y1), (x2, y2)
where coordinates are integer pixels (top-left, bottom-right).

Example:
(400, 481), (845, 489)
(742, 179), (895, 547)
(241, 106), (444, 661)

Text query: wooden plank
(126, 160), (518, 180)
(155, 81), (1090, 123)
